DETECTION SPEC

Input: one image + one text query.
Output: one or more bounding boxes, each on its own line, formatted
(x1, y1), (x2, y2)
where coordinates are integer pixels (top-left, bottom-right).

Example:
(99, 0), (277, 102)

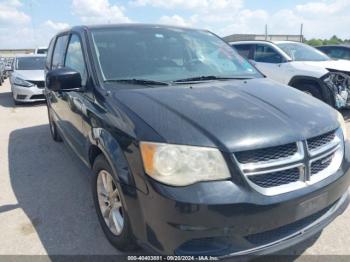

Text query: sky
(0, 0), (350, 49)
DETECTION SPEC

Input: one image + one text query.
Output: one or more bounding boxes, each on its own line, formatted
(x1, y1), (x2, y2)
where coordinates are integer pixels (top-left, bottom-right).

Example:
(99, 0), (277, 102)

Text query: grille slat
(248, 168), (300, 188)
(307, 131), (335, 151)
(235, 143), (297, 164)
(28, 80), (45, 88)
(30, 94), (45, 100)
(245, 202), (335, 245)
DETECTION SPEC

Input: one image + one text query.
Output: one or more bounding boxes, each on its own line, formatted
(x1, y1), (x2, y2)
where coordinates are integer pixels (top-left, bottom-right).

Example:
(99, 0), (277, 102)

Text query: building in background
(0, 49), (34, 57)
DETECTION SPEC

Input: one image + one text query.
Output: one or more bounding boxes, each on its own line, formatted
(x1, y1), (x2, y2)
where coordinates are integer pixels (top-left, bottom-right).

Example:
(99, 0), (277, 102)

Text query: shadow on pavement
(8, 124), (119, 255)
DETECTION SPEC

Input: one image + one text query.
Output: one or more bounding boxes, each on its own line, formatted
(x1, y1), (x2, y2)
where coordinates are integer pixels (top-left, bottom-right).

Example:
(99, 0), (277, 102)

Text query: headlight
(13, 77), (33, 87)
(140, 142), (231, 186)
(337, 112), (348, 141)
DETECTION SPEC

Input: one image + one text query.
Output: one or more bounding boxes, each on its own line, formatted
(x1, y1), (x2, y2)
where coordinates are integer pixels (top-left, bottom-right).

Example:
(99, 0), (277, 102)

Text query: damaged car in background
(231, 40), (350, 109)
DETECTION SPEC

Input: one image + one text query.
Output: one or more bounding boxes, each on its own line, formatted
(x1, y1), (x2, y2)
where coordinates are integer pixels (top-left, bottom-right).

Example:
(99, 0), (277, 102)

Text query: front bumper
(130, 160), (350, 256)
(11, 84), (45, 102)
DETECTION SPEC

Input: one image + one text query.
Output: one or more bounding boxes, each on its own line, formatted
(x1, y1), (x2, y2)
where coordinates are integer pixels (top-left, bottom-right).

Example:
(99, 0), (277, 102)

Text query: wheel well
(89, 145), (103, 167)
(289, 78), (323, 96)
(290, 79), (320, 89)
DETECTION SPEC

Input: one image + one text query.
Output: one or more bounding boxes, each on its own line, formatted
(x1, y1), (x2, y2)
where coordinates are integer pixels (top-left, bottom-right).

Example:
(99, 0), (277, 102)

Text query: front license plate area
(296, 192), (328, 220)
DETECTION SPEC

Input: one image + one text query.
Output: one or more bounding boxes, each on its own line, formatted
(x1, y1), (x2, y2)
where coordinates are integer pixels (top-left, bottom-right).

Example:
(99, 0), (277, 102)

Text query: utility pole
(265, 24), (268, 40)
(300, 24), (304, 42)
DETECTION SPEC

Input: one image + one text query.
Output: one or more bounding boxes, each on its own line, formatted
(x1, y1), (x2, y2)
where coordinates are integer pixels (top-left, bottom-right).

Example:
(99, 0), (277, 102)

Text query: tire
(297, 83), (322, 100)
(47, 106), (62, 142)
(92, 154), (138, 252)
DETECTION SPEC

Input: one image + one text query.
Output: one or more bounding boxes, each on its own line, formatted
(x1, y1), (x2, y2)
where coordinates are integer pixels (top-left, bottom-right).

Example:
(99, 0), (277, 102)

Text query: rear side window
(254, 44), (283, 63)
(317, 46), (329, 53)
(328, 48), (350, 60)
(64, 34), (87, 85)
(51, 35), (68, 69)
(233, 44), (252, 59)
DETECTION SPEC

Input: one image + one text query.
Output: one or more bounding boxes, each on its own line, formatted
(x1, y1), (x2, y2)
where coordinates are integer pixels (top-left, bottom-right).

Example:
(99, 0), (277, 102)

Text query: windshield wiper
(173, 76), (252, 83)
(104, 78), (169, 86)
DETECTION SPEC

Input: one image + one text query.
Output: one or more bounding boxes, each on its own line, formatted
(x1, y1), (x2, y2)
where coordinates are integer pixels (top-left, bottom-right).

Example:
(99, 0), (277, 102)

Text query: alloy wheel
(96, 170), (124, 236)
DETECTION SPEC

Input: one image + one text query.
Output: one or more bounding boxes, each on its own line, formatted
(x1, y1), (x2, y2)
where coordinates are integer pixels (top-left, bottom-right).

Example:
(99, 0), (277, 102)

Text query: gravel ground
(0, 79), (349, 258)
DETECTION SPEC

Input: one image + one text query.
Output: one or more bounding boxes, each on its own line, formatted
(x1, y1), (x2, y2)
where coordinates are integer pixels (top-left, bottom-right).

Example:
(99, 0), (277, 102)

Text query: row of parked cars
(5, 24), (350, 257)
(0, 47), (48, 103)
(0, 57), (14, 85)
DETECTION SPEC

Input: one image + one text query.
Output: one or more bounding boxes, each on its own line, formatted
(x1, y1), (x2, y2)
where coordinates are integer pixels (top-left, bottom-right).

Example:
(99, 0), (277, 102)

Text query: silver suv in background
(10, 54), (46, 104)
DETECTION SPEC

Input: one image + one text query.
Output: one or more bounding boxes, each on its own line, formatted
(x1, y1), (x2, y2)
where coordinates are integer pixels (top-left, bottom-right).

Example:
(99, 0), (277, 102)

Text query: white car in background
(231, 40), (350, 109)
(10, 54), (46, 105)
(34, 47), (48, 55)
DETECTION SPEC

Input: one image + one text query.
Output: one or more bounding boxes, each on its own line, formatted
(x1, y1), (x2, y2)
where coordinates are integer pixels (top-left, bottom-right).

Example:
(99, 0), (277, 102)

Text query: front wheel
(92, 154), (138, 252)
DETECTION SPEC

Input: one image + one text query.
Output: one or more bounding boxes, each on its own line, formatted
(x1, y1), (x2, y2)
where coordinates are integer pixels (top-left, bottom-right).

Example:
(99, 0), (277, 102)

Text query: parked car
(0, 58), (5, 85)
(10, 54), (46, 104)
(3, 57), (14, 79)
(45, 24), (350, 257)
(231, 40), (350, 109)
(316, 45), (350, 60)
(34, 47), (48, 55)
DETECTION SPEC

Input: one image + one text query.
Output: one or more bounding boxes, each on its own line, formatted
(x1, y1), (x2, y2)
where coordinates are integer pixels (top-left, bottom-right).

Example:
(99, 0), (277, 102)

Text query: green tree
(323, 35), (343, 45)
(306, 35), (345, 46)
(306, 38), (323, 46)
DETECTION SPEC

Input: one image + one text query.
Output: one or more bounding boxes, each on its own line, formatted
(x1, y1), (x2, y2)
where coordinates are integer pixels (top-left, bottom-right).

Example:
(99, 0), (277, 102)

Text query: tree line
(305, 35), (350, 46)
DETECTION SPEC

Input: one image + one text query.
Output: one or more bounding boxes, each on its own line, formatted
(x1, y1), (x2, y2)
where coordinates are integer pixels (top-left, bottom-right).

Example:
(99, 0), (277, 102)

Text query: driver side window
(64, 34), (87, 86)
(254, 44), (283, 63)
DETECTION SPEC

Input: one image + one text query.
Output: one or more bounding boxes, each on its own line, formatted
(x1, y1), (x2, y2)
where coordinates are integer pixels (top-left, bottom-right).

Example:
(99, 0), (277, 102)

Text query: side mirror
(46, 67), (82, 92)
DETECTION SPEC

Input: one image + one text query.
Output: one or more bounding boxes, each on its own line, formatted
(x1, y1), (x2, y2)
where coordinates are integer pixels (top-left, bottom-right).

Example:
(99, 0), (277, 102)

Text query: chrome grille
(248, 168), (300, 188)
(28, 80), (45, 88)
(235, 129), (343, 196)
(235, 143), (297, 164)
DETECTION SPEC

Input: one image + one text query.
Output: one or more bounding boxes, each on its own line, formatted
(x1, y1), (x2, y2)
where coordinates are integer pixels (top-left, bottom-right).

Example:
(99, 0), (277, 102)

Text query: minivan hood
(114, 78), (339, 152)
(13, 70), (44, 81)
(301, 59), (350, 72)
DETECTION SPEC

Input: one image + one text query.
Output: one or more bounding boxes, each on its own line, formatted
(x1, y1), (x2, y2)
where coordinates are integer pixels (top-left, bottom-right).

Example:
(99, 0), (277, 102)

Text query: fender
(90, 127), (149, 244)
(90, 127), (149, 195)
(288, 75), (335, 107)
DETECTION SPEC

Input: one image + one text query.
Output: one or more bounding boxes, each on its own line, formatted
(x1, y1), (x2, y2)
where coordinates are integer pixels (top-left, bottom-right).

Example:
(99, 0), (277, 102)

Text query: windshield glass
(16, 57), (45, 70)
(276, 42), (330, 61)
(91, 27), (262, 83)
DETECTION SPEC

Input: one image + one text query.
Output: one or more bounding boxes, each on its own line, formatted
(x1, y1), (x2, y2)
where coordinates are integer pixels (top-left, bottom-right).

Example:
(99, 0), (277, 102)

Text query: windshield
(276, 42), (330, 62)
(16, 57), (45, 70)
(91, 27), (262, 83)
